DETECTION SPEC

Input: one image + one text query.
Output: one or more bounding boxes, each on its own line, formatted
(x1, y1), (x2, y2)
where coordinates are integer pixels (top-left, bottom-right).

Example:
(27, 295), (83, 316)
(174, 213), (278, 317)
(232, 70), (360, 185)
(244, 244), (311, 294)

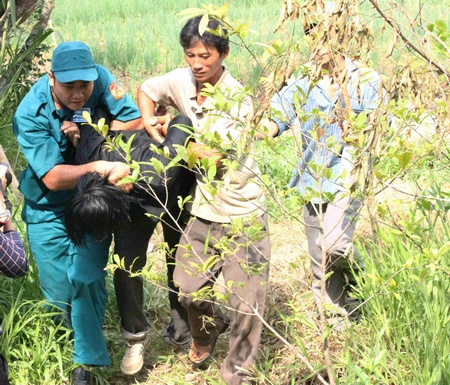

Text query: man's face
(307, 25), (337, 67)
(312, 45), (333, 66)
(49, 72), (94, 111)
(184, 41), (229, 86)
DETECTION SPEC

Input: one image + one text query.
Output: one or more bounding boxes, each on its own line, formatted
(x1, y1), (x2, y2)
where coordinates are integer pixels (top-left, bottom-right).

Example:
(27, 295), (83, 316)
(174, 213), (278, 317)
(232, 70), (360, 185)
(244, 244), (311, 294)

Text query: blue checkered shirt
(0, 230), (28, 278)
(271, 58), (383, 202)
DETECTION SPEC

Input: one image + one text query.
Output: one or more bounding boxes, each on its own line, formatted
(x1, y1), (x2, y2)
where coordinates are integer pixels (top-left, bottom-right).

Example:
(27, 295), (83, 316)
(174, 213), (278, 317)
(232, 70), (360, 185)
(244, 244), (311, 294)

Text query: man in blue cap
(13, 41), (142, 385)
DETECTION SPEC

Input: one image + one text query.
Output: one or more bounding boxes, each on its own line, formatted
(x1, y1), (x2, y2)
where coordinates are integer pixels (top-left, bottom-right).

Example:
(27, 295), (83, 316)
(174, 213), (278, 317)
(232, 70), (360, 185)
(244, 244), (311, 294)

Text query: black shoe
(163, 318), (192, 347)
(71, 366), (93, 385)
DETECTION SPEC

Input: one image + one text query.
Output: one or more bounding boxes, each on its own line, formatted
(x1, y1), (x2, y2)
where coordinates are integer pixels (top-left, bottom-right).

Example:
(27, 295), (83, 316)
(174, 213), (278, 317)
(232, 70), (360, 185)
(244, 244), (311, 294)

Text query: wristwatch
(149, 117), (158, 126)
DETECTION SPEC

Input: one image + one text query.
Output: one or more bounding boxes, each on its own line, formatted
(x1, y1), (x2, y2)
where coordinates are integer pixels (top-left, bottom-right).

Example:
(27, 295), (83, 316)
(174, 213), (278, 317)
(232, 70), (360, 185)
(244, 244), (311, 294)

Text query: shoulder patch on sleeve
(109, 81), (126, 100)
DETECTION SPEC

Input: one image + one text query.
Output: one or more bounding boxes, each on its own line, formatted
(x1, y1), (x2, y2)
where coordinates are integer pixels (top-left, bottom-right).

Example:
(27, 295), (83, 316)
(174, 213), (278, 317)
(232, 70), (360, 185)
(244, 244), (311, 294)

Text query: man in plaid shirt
(0, 163), (28, 278)
(0, 162), (28, 385)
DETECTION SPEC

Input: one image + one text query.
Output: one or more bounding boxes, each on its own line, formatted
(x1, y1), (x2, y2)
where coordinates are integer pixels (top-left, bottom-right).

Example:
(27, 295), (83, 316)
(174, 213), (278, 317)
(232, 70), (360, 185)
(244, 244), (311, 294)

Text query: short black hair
(65, 172), (131, 246)
(179, 15), (229, 55)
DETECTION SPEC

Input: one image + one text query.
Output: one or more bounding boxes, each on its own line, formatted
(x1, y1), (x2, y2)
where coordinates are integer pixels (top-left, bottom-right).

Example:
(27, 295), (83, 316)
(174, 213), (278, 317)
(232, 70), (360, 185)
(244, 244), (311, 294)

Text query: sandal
(188, 316), (230, 367)
(189, 338), (219, 367)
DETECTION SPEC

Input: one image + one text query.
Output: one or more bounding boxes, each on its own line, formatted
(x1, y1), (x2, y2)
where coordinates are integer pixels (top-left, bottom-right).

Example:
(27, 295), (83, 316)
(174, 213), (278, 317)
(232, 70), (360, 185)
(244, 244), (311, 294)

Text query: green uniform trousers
(27, 218), (111, 366)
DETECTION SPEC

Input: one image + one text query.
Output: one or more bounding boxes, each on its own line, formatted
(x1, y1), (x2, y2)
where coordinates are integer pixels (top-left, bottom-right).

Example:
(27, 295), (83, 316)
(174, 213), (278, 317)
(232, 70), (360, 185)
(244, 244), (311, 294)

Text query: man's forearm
(43, 163), (100, 191)
(137, 86), (167, 142)
(137, 86), (156, 123)
(42, 161), (128, 191)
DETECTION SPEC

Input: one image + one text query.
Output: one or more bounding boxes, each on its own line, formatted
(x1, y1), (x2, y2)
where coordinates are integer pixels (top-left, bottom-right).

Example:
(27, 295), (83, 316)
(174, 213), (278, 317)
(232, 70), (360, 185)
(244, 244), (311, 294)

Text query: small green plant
(345, 175), (450, 385)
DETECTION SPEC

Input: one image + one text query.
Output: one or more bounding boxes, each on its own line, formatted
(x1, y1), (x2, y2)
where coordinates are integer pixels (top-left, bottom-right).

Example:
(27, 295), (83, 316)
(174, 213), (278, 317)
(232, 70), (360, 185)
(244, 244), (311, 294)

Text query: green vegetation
(50, 0), (287, 93)
(350, 193), (450, 384)
(0, 0), (449, 384)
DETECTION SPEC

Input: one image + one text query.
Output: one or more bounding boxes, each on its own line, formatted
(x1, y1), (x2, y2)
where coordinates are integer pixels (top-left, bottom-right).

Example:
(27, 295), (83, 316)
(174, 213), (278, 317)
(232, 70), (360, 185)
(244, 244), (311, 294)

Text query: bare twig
(368, 0), (450, 79)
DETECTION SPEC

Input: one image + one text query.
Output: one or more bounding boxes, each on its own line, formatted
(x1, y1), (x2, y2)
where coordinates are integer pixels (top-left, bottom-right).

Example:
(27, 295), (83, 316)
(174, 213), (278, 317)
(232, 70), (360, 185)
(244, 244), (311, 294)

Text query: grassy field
(49, 0), (288, 96)
(49, 0), (450, 95)
(1, 1), (449, 384)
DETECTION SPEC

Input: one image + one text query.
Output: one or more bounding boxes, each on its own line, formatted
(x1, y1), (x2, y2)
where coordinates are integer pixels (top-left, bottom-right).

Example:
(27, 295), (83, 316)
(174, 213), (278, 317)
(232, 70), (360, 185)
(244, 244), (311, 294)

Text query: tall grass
(360, 0), (450, 66)
(50, 0), (287, 94)
(0, 195), (74, 385)
(346, 178), (450, 384)
(49, 0), (450, 96)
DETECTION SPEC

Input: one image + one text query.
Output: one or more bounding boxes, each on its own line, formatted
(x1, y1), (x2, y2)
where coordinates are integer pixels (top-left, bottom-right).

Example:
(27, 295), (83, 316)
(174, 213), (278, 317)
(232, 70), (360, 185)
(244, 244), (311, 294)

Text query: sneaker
(120, 334), (150, 375)
(71, 366), (93, 385)
(327, 315), (352, 332)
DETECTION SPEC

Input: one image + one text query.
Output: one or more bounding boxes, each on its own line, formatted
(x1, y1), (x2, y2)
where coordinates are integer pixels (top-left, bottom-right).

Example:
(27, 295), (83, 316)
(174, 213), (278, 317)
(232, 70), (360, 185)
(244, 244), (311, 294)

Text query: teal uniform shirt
(13, 64), (141, 366)
(13, 64), (141, 224)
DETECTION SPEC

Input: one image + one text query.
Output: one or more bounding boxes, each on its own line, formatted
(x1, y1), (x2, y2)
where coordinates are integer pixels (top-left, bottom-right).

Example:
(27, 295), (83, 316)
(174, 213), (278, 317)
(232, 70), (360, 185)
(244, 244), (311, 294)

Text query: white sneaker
(120, 334), (150, 375)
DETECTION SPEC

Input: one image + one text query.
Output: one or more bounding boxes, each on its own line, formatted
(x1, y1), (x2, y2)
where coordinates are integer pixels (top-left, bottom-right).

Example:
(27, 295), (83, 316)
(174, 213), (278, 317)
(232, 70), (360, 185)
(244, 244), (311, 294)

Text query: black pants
(0, 352), (9, 385)
(113, 205), (189, 338)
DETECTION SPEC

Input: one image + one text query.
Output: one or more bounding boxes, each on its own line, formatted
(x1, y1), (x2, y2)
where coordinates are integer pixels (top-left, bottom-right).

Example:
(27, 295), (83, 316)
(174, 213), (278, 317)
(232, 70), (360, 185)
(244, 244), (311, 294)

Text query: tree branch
(368, 0), (450, 79)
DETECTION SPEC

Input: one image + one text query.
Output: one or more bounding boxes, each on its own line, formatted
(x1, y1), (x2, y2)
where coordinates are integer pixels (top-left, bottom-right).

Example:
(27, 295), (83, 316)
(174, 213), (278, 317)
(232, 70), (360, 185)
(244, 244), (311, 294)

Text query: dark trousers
(0, 353), (9, 385)
(113, 208), (189, 338)
(174, 214), (271, 385)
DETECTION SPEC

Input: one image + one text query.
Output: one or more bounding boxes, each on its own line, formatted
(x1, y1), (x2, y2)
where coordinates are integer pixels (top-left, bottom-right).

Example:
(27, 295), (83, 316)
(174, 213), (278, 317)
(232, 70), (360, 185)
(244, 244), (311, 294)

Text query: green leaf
(417, 198), (432, 211)
(202, 255), (219, 272)
(373, 349), (386, 366)
(199, 14), (209, 35)
(187, 153), (198, 169)
(177, 194), (192, 210)
(388, 279), (397, 290)
(215, 4), (229, 19)
(82, 111), (92, 124)
(204, 228), (211, 255)
(395, 151), (413, 169)
(434, 242), (450, 260)
(207, 163), (217, 180)
(150, 158), (164, 175)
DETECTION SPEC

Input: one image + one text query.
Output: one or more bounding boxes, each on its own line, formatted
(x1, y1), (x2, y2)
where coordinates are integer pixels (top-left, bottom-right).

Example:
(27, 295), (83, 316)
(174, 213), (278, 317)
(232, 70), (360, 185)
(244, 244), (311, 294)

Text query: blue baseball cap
(51, 41), (98, 83)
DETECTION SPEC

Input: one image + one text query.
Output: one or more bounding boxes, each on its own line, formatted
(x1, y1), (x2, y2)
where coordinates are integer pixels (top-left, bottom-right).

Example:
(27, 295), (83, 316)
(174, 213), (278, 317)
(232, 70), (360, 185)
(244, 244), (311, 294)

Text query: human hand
(0, 164), (9, 190)
(61, 121), (81, 148)
(0, 164), (11, 225)
(0, 193), (10, 225)
(255, 118), (279, 140)
(145, 106), (172, 143)
(99, 161), (134, 194)
(187, 142), (223, 166)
